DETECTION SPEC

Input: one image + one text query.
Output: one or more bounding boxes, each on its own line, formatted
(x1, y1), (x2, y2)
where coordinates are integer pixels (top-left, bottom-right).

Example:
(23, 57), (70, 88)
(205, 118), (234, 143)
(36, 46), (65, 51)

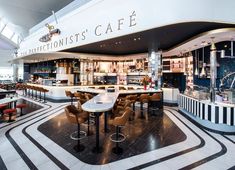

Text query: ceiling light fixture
(200, 44), (206, 77)
(194, 50), (199, 76)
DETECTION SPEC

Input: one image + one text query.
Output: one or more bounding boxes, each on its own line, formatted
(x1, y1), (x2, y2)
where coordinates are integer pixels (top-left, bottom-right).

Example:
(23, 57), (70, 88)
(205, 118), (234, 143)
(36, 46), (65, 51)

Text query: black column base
(102, 129), (111, 133)
(92, 146), (103, 153)
(112, 146), (123, 154)
(140, 114), (145, 119)
(74, 144), (85, 152)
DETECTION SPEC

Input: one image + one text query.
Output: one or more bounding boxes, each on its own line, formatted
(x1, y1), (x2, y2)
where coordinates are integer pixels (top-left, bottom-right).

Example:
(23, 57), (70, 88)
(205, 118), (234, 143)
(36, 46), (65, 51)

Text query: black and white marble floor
(0, 97), (235, 170)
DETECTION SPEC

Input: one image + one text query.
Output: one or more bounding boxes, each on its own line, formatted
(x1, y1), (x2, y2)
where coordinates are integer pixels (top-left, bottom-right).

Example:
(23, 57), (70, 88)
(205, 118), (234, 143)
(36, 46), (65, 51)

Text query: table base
(92, 146), (103, 153)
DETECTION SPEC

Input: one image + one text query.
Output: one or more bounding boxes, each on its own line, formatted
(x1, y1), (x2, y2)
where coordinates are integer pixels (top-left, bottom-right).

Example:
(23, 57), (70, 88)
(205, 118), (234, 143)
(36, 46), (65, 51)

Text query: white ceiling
(0, 37), (15, 50)
(0, 0), (74, 36)
(163, 28), (235, 57)
(0, 0), (74, 50)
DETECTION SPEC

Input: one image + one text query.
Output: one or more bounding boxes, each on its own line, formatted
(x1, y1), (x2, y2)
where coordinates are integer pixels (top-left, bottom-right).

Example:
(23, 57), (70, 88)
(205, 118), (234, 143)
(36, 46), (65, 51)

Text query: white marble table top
(82, 93), (119, 112)
(0, 97), (19, 105)
(74, 87), (105, 94)
(76, 87), (161, 94)
(81, 88), (162, 112)
(0, 88), (7, 92)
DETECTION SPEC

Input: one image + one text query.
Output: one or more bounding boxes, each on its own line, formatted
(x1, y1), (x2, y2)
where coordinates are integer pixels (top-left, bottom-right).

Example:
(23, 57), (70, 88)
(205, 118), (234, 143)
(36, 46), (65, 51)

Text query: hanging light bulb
(195, 67), (198, 76)
(195, 50), (198, 76)
(200, 46), (206, 77)
(200, 64), (206, 77)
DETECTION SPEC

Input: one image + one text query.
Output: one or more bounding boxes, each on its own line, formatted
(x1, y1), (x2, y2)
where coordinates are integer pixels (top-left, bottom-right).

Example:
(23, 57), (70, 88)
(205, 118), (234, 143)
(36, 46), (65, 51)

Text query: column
(210, 43), (217, 103)
(13, 63), (19, 82)
(148, 50), (162, 89)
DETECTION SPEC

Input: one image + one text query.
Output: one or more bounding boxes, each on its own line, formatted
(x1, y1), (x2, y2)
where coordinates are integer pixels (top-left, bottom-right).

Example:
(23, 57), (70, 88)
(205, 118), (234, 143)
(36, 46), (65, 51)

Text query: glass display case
(184, 85), (209, 100)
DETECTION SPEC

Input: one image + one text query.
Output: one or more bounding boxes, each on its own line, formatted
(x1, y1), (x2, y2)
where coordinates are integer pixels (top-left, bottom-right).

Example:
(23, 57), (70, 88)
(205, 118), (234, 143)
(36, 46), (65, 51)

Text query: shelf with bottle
(33, 66), (57, 74)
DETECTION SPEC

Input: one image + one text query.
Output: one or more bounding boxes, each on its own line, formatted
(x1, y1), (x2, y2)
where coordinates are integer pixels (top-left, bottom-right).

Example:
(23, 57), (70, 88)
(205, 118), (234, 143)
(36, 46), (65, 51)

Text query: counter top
(75, 86), (162, 94)
(82, 93), (119, 112)
(26, 83), (163, 101)
(182, 93), (235, 107)
(0, 97), (19, 105)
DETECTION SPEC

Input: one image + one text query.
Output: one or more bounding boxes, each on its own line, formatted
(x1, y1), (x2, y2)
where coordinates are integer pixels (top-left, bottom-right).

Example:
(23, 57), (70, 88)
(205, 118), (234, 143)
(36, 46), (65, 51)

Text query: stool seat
(3, 109), (17, 122)
(0, 104), (8, 108)
(4, 109), (17, 114)
(110, 107), (132, 154)
(16, 104), (27, 116)
(16, 104), (27, 108)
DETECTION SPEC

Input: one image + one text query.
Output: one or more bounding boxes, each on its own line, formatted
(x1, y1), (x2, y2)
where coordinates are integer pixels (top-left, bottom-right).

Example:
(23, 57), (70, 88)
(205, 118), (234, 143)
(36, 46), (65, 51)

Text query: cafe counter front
(26, 83), (162, 100)
(178, 93), (235, 133)
(26, 83), (177, 104)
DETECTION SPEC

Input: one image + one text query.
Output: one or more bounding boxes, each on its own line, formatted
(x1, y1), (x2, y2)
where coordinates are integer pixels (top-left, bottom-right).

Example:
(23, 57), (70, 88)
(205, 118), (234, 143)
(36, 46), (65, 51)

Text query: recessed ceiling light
(201, 41), (207, 46)
(134, 38), (137, 41)
(138, 37), (141, 40)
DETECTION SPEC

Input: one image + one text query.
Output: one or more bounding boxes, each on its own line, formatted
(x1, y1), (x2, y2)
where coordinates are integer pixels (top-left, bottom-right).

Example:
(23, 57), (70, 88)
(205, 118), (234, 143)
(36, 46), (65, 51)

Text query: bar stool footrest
(70, 131), (86, 140)
(83, 119), (95, 126)
(110, 133), (126, 143)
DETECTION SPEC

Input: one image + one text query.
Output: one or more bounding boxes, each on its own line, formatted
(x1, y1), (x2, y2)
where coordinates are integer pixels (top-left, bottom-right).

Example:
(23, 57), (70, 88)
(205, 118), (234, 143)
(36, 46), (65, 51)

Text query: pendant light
(200, 46), (206, 77)
(194, 50), (198, 76)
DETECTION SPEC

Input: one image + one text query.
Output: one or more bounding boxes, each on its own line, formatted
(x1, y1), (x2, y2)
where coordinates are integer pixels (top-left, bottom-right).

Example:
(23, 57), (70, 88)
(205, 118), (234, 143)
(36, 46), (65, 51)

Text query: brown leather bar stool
(77, 100), (94, 136)
(149, 93), (162, 116)
(22, 84), (27, 96)
(139, 94), (150, 118)
(26, 85), (30, 97)
(112, 100), (132, 117)
(127, 87), (134, 90)
(30, 86), (35, 98)
(65, 90), (74, 105)
(0, 104), (8, 117)
(31, 86), (36, 99)
(109, 107), (132, 154)
(24, 85), (28, 97)
(16, 104), (27, 116)
(37, 87), (43, 101)
(29, 85), (34, 98)
(119, 86), (126, 90)
(126, 95), (138, 112)
(74, 92), (86, 104)
(84, 93), (93, 100)
(34, 87), (39, 100)
(65, 105), (89, 152)
(42, 88), (49, 103)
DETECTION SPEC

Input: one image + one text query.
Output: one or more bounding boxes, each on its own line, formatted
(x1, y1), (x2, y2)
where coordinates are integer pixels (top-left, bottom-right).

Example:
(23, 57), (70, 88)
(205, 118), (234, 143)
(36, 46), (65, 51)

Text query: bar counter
(26, 83), (162, 101)
(178, 93), (235, 133)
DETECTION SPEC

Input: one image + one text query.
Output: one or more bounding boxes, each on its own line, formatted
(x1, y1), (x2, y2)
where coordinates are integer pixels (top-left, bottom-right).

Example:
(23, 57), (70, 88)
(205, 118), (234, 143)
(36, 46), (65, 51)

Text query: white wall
(0, 50), (14, 80)
(0, 50), (24, 80)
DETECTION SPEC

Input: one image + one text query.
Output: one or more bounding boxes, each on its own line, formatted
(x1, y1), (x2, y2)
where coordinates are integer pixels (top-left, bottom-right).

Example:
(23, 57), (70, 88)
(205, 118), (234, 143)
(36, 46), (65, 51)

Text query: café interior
(0, 0), (235, 169)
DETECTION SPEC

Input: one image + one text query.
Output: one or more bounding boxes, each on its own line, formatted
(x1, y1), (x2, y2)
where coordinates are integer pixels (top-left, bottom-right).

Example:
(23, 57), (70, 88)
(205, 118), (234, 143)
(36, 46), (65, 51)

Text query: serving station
(179, 93), (235, 133)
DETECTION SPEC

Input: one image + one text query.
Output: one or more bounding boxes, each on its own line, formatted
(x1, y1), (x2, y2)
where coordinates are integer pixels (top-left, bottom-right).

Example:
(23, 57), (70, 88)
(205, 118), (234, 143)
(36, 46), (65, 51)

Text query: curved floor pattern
(0, 99), (234, 170)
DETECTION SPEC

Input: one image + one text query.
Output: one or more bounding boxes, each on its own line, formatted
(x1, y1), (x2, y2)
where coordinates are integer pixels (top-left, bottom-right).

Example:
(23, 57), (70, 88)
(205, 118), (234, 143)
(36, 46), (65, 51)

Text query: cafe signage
(18, 10), (137, 57)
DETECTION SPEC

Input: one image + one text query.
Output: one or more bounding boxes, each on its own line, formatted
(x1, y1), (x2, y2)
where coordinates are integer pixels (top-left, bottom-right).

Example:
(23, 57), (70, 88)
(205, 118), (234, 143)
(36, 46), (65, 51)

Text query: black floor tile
(38, 107), (186, 165)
